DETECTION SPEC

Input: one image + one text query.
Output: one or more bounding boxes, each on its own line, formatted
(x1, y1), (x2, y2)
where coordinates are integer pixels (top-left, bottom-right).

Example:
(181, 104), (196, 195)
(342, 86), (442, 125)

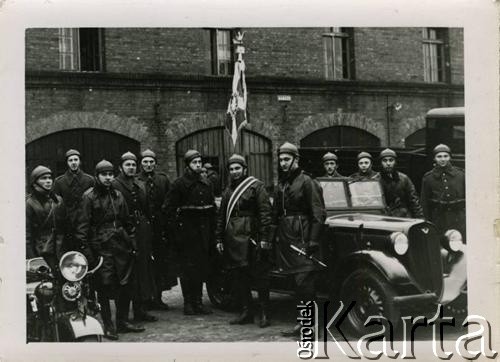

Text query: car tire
(339, 269), (400, 336)
(444, 282), (467, 318)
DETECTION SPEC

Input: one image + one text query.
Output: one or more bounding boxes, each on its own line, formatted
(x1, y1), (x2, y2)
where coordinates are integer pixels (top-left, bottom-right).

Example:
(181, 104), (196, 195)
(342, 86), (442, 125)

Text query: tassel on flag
(225, 31), (248, 148)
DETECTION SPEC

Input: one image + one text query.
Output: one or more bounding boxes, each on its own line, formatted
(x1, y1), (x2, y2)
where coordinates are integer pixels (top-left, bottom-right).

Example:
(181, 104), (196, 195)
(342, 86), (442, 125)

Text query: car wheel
(76, 334), (103, 342)
(206, 268), (236, 311)
(339, 269), (400, 336)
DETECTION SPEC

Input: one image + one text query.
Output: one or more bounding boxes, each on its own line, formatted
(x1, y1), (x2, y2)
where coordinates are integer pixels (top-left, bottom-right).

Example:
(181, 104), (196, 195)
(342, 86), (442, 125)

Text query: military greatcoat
(421, 164), (466, 237)
(165, 168), (216, 280)
(272, 168), (326, 274)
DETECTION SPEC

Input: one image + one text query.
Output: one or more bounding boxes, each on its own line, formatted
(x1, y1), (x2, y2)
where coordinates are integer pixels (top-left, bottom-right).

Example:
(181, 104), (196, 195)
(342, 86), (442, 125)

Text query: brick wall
(25, 27), (464, 84)
(25, 28), (60, 71)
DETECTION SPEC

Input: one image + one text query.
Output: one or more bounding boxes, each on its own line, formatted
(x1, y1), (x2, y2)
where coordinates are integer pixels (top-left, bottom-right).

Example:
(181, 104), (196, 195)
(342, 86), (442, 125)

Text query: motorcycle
(26, 251), (104, 342)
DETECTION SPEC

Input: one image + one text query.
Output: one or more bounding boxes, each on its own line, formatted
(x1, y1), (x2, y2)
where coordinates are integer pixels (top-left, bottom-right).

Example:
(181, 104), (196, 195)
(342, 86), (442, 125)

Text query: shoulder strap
(225, 176), (258, 229)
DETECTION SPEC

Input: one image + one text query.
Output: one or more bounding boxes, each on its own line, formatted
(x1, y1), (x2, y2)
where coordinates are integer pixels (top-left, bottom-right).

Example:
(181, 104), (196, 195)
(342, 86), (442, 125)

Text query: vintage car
(207, 178), (467, 334)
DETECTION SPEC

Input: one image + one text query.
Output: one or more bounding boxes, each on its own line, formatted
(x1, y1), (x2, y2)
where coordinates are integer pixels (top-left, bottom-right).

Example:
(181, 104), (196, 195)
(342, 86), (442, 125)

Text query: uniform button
(445, 186), (449, 189)
(447, 194), (450, 197)
(444, 179), (447, 182)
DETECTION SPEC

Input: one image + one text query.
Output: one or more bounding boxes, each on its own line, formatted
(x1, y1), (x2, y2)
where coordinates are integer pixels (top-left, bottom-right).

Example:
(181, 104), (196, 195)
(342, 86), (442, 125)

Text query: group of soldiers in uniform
(26, 140), (465, 339)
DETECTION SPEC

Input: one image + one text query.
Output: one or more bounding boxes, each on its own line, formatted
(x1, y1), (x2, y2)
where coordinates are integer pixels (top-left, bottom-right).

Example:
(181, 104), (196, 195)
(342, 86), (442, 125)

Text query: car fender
(334, 250), (412, 286)
(439, 246), (467, 304)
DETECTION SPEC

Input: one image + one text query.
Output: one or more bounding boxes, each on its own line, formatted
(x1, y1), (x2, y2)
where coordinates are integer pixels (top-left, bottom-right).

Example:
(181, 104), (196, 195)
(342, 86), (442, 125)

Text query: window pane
(216, 30), (232, 75)
(323, 37), (334, 80)
(333, 37), (343, 79)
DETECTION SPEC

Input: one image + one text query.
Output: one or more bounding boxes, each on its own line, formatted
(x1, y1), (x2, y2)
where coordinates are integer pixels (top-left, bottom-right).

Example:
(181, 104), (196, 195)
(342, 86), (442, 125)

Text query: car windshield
(348, 181), (385, 208)
(319, 180), (348, 208)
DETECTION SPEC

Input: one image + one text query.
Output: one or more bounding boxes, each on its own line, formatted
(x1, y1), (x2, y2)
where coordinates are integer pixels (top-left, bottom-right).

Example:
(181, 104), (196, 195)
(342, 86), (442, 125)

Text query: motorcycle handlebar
(87, 256), (104, 275)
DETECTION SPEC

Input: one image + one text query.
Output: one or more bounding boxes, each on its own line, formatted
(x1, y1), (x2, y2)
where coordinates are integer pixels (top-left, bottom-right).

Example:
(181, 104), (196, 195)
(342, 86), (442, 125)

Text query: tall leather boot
(230, 282), (253, 325)
(180, 278), (195, 315)
(281, 293), (307, 337)
(192, 279), (212, 315)
(99, 296), (118, 340)
(116, 296), (145, 333)
(257, 289), (270, 328)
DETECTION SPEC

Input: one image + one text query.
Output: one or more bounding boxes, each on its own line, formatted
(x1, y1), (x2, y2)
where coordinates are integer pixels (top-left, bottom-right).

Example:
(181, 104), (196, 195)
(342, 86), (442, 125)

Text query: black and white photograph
(1, 0), (499, 360)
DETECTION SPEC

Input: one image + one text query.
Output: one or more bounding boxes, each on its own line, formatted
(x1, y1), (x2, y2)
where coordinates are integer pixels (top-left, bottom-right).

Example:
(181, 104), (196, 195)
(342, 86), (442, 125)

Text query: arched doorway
(300, 125), (381, 148)
(175, 127), (273, 189)
(26, 128), (140, 178)
(299, 126), (381, 177)
(405, 128), (426, 149)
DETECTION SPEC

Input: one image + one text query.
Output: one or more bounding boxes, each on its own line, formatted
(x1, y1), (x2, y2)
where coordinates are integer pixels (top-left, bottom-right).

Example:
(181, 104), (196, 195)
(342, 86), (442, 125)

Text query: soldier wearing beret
(112, 152), (158, 324)
(271, 142), (326, 337)
(421, 144), (466, 237)
(378, 148), (423, 218)
(80, 160), (144, 339)
(215, 154), (273, 327)
(322, 152), (343, 178)
(26, 166), (76, 269)
(53, 149), (95, 251)
(165, 150), (216, 315)
(137, 149), (177, 311)
(350, 152), (380, 181)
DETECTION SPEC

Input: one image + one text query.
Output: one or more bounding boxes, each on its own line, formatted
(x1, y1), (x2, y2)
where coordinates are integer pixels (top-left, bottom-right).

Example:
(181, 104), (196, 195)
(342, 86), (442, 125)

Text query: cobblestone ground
(104, 283), (464, 343)
(108, 285), (298, 343)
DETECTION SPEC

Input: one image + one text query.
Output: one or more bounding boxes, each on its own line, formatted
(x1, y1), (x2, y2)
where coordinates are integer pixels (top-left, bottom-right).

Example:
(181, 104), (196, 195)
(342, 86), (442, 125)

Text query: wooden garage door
(175, 127), (272, 189)
(26, 128), (140, 180)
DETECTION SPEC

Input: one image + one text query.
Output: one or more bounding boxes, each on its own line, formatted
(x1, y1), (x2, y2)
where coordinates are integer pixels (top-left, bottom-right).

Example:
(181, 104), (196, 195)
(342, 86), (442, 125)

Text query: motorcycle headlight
(445, 229), (463, 252)
(34, 281), (54, 305)
(59, 251), (88, 282)
(390, 232), (409, 255)
(61, 281), (82, 301)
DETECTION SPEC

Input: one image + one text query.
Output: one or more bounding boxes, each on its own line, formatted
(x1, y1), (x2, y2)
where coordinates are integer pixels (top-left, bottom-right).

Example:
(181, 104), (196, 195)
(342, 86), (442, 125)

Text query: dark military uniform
(138, 170), (177, 293)
(349, 169), (380, 181)
(80, 182), (136, 332)
(272, 168), (326, 301)
(421, 164), (466, 237)
(112, 174), (157, 306)
(380, 171), (423, 218)
(26, 190), (73, 268)
(53, 169), (95, 249)
(165, 168), (216, 312)
(216, 175), (272, 325)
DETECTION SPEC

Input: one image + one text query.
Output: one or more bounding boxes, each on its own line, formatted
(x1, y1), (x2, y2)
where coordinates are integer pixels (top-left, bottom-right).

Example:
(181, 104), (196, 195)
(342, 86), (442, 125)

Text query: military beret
(184, 149), (201, 164)
(322, 152), (338, 163)
(278, 142), (299, 157)
(379, 148), (397, 160)
(357, 151), (372, 161)
(95, 160), (114, 174)
(203, 163), (214, 170)
(121, 151), (137, 163)
(65, 149), (81, 159)
(141, 149), (156, 160)
(30, 165), (52, 185)
(433, 144), (451, 156)
(227, 153), (247, 168)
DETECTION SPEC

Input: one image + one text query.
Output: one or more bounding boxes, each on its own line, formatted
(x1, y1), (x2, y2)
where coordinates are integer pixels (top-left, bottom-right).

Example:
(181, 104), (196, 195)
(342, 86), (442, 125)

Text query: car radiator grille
(406, 223), (443, 296)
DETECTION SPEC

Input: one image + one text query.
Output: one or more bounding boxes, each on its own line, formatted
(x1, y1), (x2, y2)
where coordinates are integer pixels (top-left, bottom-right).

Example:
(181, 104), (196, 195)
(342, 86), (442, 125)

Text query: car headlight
(59, 251), (88, 282)
(445, 229), (463, 252)
(390, 232), (409, 255)
(61, 281), (82, 301)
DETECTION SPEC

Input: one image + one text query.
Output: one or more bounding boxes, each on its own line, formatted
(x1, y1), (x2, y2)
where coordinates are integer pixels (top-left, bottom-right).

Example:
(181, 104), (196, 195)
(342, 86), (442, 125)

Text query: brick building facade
(25, 27), (464, 186)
